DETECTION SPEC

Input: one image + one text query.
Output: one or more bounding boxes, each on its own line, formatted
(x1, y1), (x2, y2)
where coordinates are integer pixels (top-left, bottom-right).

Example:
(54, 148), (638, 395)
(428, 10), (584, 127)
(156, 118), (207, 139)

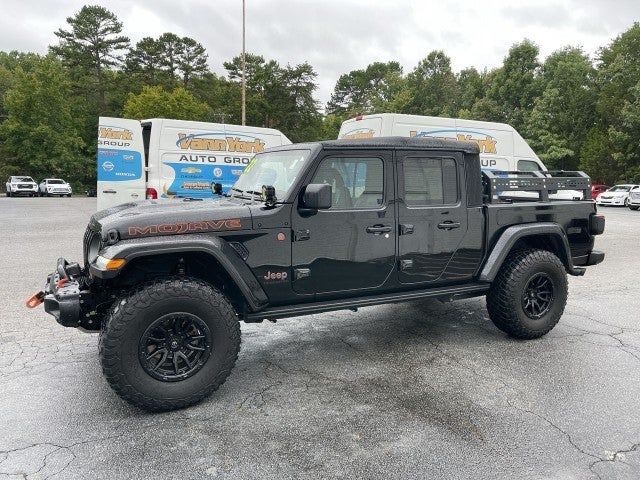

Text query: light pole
(241, 0), (246, 126)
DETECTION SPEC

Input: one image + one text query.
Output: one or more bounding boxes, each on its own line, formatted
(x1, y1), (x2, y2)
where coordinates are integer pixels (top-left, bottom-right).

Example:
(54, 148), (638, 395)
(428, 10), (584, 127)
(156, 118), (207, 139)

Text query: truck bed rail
(482, 170), (591, 203)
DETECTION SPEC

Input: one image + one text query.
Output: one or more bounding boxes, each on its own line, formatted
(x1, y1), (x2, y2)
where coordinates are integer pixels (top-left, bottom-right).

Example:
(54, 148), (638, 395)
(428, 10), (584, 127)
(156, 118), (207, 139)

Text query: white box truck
(338, 113), (546, 172)
(97, 117), (291, 211)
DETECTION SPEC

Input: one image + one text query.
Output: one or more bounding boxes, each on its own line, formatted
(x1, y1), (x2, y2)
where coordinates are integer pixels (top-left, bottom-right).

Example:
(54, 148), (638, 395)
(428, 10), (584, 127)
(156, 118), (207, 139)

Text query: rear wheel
(99, 277), (241, 411)
(486, 249), (567, 339)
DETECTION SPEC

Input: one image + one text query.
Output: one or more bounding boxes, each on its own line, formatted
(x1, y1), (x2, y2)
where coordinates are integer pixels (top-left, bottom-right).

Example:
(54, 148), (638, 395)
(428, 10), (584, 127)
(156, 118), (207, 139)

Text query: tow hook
(26, 291), (45, 308)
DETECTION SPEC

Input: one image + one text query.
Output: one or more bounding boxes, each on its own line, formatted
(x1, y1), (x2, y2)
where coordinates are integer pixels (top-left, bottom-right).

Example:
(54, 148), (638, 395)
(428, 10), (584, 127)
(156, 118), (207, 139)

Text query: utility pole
(241, 0), (246, 126)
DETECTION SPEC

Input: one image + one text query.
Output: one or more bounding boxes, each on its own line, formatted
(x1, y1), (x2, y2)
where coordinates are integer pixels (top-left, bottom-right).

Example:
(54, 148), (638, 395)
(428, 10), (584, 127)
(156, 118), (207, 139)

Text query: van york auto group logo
(177, 132), (265, 153)
(98, 126), (133, 147)
(341, 128), (375, 140)
(410, 129), (498, 154)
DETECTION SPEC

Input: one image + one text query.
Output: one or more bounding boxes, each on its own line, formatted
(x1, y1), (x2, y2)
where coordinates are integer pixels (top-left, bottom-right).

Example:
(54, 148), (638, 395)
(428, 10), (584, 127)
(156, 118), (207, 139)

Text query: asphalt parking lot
(1, 197), (639, 479)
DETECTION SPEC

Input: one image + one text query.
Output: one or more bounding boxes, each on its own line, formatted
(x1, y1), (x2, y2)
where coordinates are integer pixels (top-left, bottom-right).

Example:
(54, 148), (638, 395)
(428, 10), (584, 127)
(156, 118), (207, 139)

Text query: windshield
(231, 149), (311, 200)
(609, 185), (631, 192)
(14, 177), (34, 183)
(47, 179), (65, 184)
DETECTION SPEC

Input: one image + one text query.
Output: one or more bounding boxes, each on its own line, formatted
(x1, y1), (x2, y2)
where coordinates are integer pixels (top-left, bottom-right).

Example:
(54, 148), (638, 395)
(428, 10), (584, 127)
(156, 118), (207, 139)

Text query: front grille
(18, 184), (32, 189)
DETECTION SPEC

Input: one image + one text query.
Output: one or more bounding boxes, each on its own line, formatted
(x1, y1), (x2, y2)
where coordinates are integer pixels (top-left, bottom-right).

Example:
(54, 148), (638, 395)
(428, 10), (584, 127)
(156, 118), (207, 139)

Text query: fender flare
(479, 222), (582, 282)
(91, 234), (269, 312)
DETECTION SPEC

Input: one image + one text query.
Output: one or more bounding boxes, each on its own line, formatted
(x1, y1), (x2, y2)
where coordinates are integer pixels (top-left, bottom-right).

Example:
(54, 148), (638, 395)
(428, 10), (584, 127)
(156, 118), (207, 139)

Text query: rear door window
(402, 157), (458, 206)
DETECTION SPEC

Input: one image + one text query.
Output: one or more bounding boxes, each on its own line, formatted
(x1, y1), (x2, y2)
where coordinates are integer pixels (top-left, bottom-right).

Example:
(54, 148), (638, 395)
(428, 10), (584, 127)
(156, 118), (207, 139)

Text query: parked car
(5, 176), (38, 197)
(86, 187), (97, 197)
(628, 188), (640, 210)
(39, 178), (72, 197)
(591, 184), (610, 200)
(595, 184), (640, 206)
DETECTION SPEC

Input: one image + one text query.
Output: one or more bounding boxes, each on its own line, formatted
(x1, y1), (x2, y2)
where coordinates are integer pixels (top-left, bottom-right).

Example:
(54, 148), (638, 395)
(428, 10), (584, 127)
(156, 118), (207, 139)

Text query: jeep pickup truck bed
(30, 137), (604, 411)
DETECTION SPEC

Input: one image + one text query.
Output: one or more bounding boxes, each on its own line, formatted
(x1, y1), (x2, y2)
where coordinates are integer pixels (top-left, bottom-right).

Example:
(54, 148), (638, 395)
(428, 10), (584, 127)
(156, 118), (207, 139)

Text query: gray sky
(1, 0), (639, 106)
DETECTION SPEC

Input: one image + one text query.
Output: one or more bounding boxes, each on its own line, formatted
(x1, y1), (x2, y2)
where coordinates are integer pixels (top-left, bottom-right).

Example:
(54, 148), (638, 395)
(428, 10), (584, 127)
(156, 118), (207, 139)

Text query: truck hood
(90, 197), (253, 241)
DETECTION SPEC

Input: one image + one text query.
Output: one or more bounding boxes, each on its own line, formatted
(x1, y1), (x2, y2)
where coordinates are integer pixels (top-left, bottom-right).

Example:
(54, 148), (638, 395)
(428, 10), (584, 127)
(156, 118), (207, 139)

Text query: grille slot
(83, 226), (100, 268)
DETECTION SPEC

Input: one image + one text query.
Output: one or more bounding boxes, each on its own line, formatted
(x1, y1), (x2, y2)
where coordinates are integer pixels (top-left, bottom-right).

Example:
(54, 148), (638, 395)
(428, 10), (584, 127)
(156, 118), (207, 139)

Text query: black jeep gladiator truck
(30, 137), (605, 411)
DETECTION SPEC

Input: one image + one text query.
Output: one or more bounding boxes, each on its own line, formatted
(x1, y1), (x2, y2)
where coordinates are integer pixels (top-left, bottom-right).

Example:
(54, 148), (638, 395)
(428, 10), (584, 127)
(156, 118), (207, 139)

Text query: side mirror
(302, 183), (332, 210)
(262, 185), (277, 207)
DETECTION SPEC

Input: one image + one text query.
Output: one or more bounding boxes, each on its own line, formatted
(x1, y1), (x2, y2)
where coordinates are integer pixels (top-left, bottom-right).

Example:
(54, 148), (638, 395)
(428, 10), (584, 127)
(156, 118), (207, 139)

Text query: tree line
(0, 4), (639, 188)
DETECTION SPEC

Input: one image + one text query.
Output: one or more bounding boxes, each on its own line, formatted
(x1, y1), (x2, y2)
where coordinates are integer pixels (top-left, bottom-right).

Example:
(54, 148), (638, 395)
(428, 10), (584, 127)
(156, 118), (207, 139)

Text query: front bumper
(12, 187), (38, 195)
(597, 197), (625, 205)
(43, 258), (93, 328)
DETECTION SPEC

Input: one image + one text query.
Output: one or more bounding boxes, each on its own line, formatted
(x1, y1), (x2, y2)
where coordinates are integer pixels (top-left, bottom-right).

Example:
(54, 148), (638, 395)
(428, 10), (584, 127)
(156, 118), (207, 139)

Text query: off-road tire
(486, 249), (567, 339)
(99, 277), (241, 411)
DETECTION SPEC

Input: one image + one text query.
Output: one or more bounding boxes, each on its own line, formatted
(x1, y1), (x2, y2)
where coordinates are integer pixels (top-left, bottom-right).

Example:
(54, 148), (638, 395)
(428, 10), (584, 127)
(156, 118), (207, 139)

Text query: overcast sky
(1, 0), (639, 106)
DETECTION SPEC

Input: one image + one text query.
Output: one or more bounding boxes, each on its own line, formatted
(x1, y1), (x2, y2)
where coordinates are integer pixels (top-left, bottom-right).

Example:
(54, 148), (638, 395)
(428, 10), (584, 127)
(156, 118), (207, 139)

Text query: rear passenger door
(397, 151), (469, 285)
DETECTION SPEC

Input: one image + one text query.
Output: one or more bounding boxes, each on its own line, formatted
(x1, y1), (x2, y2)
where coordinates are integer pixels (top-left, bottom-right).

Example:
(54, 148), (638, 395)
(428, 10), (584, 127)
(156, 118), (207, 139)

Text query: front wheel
(99, 277), (241, 411)
(6, 190), (10, 197)
(630, 205), (639, 211)
(486, 249), (568, 339)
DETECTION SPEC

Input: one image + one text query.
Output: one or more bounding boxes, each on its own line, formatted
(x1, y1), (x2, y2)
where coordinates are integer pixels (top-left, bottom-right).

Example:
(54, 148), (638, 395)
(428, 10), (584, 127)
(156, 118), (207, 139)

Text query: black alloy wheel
(521, 272), (554, 319)
(139, 312), (212, 382)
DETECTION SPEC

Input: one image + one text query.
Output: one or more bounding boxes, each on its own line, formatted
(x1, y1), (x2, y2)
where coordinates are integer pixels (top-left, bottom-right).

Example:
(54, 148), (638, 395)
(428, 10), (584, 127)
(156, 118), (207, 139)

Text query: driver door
(291, 150), (396, 296)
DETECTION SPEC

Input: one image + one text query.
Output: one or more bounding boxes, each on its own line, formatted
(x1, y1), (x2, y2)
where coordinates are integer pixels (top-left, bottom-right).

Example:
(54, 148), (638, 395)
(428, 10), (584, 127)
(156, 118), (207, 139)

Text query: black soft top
(268, 136), (480, 154)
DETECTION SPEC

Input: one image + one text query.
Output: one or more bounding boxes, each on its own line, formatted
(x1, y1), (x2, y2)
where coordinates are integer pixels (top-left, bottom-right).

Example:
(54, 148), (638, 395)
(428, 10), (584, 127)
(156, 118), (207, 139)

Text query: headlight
(94, 255), (126, 271)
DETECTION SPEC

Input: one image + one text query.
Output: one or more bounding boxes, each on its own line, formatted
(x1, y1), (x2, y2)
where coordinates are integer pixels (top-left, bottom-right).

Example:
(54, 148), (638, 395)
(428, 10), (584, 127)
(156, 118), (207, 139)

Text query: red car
(591, 184), (610, 200)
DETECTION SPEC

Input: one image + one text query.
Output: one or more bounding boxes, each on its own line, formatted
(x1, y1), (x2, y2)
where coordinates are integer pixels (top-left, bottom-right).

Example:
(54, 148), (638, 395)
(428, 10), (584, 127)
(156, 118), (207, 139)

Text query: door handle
(366, 225), (392, 234)
(102, 190), (117, 194)
(437, 221), (461, 230)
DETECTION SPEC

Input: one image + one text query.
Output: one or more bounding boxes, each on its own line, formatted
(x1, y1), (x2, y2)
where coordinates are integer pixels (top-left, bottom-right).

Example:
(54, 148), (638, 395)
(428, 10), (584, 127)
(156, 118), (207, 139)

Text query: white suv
(5, 176), (38, 197)
(39, 178), (72, 197)
(595, 184), (640, 207)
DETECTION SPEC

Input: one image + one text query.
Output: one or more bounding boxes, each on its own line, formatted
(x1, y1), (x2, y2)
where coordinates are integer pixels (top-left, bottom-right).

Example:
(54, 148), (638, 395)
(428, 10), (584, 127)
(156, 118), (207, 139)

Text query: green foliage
(483, 40), (543, 131)
(326, 61), (404, 116)
(0, 56), (86, 186)
(223, 53), (321, 142)
(50, 5), (129, 112)
(526, 47), (596, 170)
(595, 23), (640, 183)
(122, 85), (208, 120)
(404, 50), (458, 116)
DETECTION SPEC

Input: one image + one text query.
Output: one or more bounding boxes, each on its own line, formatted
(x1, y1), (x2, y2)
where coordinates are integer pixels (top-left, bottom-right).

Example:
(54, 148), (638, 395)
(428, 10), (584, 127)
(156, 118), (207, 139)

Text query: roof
(320, 136), (480, 153)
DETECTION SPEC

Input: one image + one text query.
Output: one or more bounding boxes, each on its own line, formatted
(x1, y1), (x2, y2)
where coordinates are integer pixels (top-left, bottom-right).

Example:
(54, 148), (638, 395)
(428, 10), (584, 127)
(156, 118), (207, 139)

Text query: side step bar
(244, 283), (489, 322)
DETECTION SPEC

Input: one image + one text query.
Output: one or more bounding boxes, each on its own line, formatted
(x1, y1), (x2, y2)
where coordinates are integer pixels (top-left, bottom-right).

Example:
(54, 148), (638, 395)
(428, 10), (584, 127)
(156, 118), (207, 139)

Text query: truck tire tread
(486, 248), (567, 339)
(99, 276), (240, 411)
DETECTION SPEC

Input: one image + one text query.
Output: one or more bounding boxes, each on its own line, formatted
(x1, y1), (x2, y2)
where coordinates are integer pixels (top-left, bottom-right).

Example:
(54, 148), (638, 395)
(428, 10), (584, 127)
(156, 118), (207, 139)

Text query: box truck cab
(338, 113), (546, 172)
(97, 117), (291, 211)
